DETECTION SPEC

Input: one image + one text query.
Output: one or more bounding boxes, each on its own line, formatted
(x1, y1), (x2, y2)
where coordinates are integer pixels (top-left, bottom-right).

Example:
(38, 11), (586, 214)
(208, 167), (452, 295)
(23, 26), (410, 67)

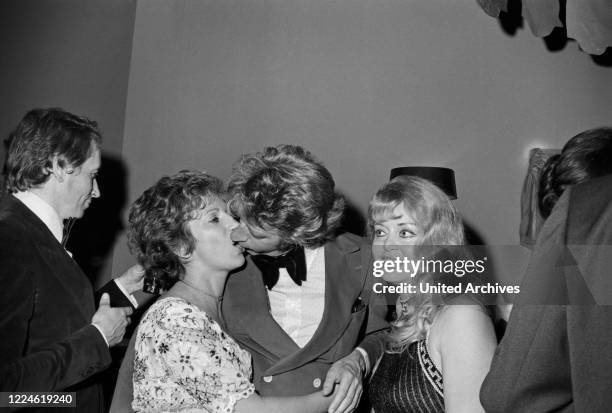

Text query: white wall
(112, 0), (612, 274)
(2, 1), (606, 279)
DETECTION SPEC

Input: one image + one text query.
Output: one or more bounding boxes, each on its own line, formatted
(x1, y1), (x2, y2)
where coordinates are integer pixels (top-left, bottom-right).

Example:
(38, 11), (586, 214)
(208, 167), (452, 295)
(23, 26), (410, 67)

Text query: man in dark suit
(480, 174), (612, 412)
(223, 145), (387, 413)
(0, 108), (139, 412)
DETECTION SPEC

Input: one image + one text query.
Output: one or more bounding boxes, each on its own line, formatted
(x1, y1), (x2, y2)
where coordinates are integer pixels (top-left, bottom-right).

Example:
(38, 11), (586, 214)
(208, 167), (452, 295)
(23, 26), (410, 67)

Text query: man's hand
(115, 264), (145, 294)
(91, 293), (133, 347)
(322, 349), (366, 413)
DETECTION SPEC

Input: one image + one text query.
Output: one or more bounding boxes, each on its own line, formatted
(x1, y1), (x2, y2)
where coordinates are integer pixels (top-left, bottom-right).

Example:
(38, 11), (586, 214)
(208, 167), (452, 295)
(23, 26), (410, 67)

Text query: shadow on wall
(65, 153), (137, 411)
(67, 153), (128, 286)
(496, 0), (612, 67)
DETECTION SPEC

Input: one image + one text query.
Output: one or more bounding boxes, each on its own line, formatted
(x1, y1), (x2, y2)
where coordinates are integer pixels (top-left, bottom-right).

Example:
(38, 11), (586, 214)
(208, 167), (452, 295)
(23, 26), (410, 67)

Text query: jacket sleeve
(357, 247), (389, 368)
(0, 325), (112, 392)
(96, 279), (136, 309)
(357, 291), (388, 369)
(0, 234), (112, 392)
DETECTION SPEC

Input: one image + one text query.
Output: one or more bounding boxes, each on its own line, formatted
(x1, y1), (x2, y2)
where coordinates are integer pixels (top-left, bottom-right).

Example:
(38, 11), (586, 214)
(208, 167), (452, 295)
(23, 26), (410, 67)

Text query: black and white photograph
(1, 0), (611, 412)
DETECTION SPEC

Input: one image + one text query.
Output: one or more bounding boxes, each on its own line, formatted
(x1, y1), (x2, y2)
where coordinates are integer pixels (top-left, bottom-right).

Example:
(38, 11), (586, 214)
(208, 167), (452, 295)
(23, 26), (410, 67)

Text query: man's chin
(67, 210), (86, 220)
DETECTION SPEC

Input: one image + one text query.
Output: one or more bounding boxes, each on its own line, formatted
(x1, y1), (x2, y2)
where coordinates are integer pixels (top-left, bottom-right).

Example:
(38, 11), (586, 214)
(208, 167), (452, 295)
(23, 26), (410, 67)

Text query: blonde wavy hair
(368, 175), (465, 352)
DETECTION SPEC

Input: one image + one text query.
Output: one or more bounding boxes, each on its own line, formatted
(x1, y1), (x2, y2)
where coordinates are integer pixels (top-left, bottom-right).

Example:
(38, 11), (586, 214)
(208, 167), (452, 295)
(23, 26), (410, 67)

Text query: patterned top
(369, 340), (444, 413)
(132, 297), (255, 413)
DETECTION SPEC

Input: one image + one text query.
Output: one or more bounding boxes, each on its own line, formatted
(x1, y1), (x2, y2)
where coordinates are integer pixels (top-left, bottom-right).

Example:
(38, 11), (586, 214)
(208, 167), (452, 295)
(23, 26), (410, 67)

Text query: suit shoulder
(331, 232), (366, 252)
(0, 217), (32, 252)
(336, 232), (365, 243)
(569, 175), (612, 213)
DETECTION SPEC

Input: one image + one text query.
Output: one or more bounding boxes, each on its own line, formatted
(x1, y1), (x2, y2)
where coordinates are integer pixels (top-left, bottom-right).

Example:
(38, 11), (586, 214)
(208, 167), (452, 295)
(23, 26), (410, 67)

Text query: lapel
(266, 235), (365, 376)
(3, 195), (94, 320)
(224, 259), (301, 362)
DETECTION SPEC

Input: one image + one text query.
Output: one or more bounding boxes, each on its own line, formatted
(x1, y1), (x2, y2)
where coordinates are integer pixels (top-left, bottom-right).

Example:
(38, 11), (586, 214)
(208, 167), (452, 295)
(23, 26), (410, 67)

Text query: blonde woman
(367, 176), (496, 413)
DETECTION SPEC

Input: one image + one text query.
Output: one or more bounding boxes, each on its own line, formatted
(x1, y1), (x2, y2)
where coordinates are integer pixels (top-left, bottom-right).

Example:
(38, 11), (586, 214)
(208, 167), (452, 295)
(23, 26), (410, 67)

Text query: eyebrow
(377, 216), (417, 226)
(249, 229), (268, 238)
(397, 222), (416, 226)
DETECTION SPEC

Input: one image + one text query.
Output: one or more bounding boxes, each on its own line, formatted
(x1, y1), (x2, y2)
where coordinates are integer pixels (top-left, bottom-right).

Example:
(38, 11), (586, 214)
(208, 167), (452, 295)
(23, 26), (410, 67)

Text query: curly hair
(3, 108), (101, 193)
(128, 171), (224, 284)
(227, 145), (345, 248)
(538, 127), (612, 219)
(368, 175), (465, 352)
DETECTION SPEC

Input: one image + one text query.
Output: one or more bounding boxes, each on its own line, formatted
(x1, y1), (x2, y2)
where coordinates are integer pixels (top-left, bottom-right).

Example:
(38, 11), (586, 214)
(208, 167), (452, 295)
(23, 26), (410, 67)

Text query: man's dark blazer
(481, 175), (612, 412)
(0, 194), (131, 412)
(107, 233), (388, 413)
(221, 233), (388, 397)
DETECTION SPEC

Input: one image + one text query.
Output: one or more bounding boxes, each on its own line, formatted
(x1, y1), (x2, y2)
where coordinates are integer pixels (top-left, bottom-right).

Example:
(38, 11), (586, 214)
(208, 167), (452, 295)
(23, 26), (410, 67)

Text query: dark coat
(481, 175), (612, 412)
(0, 194), (129, 412)
(221, 233), (388, 397)
(109, 233), (388, 413)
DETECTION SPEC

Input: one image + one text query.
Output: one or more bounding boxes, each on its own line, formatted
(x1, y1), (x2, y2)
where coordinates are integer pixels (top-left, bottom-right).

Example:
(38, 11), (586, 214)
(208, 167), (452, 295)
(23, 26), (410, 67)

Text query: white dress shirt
(12, 191), (138, 307)
(268, 246), (326, 348)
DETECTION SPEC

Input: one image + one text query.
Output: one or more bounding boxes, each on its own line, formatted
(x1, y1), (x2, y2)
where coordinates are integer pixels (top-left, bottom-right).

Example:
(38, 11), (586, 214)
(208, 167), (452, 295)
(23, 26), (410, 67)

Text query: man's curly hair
(228, 145), (344, 249)
(128, 170), (224, 283)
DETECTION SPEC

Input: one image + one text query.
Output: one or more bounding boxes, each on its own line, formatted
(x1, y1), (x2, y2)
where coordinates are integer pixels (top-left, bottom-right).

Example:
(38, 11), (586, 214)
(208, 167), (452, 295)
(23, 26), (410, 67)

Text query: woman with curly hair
(367, 176), (497, 413)
(127, 170), (335, 413)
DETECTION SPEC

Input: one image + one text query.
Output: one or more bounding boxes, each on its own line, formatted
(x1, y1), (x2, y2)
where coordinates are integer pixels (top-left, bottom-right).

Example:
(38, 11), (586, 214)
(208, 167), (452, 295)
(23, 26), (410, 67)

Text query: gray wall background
(2, 0), (611, 285)
(0, 0), (137, 283)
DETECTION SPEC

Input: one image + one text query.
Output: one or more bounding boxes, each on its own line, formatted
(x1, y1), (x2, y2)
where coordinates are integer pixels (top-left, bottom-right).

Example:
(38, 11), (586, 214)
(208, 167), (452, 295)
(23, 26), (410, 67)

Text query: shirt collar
(13, 191), (63, 244)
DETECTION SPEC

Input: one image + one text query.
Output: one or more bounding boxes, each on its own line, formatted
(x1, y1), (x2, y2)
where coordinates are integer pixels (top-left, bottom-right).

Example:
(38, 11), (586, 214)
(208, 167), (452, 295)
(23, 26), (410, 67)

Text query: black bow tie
(251, 246), (307, 290)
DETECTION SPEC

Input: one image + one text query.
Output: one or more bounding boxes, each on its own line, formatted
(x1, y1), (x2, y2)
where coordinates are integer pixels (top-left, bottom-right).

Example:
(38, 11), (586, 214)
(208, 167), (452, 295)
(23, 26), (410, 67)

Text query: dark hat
(390, 166), (457, 199)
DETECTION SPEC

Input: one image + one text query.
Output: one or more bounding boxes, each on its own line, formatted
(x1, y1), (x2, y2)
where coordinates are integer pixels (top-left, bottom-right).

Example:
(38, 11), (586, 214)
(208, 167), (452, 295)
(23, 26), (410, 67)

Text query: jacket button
(263, 376), (273, 383)
(313, 378), (321, 388)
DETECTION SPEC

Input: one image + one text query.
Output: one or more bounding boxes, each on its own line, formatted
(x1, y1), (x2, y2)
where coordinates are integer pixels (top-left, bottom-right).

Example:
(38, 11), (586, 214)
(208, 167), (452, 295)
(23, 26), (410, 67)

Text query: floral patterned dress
(132, 297), (255, 412)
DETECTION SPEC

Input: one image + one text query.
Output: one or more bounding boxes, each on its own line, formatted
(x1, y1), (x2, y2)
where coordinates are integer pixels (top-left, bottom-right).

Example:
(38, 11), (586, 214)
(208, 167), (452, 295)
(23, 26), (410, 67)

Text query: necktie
(251, 246), (307, 290)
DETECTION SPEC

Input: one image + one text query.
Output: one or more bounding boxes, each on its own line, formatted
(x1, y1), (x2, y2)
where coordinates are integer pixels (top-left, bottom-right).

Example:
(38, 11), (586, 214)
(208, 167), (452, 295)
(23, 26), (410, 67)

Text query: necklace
(177, 279), (223, 302)
(175, 280), (224, 323)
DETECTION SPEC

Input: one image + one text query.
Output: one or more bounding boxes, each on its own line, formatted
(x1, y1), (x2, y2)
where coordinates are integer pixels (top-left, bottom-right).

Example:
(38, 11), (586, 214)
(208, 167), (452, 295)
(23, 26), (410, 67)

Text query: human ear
(50, 155), (74, 182)
(175, 244), (192, 262)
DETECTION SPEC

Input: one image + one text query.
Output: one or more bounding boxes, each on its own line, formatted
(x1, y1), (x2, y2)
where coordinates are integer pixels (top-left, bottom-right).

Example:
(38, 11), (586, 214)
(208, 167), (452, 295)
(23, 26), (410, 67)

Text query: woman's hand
(115, 264), (145, 294)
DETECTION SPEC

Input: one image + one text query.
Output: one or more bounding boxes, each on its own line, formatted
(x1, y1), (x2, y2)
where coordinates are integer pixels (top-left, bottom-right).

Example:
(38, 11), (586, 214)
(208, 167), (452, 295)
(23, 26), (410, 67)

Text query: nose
(91, 178), (101, 198)
(381, 235), (401, 255)
(230, 223), (249, 243)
